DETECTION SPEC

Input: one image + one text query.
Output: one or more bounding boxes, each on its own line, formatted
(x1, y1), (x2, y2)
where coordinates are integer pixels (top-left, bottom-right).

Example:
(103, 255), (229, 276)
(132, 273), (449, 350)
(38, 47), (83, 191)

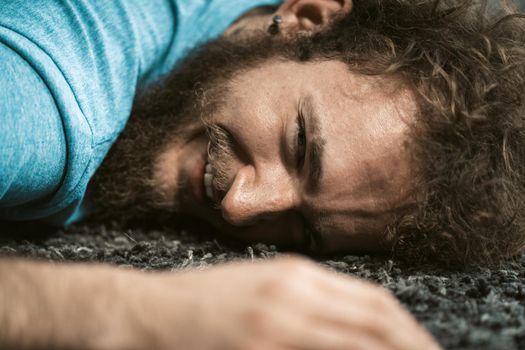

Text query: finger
(308, 269), (439, 350)
(307, 296), (439, 350)
(269, 268), (438, 350)
(250, 258), (440, 350)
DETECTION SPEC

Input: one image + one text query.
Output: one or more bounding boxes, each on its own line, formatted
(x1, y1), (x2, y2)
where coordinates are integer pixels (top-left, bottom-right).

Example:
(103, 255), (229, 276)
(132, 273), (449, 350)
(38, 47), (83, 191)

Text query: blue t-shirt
(0, 0), (281, 225)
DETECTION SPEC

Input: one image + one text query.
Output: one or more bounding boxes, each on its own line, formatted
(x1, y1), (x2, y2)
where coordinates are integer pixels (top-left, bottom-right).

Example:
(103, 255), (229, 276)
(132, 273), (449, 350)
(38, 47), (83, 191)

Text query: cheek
(320, 212), (393, 253)
(151, 145), (183, 199)
(322, 134), (365, 188)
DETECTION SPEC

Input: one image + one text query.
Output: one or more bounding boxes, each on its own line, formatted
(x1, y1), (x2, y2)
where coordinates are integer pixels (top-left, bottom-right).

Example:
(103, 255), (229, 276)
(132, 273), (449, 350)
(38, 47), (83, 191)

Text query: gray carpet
(1, 222), (524, 350)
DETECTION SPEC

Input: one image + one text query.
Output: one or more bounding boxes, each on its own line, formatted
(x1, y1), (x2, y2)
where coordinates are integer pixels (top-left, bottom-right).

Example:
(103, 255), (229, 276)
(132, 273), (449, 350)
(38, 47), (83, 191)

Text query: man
(92, 0), (525, 265)
(0, 0), (523, 348)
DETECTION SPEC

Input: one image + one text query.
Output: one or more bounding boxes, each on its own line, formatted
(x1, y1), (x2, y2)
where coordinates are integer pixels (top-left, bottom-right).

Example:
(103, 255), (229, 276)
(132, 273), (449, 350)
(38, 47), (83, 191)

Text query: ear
(275, 0), (352, 33)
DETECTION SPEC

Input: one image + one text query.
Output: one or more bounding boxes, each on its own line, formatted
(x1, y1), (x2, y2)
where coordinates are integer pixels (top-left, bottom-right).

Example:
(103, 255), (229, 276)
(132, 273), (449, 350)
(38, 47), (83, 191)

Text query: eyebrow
(304, 95), (325, 194)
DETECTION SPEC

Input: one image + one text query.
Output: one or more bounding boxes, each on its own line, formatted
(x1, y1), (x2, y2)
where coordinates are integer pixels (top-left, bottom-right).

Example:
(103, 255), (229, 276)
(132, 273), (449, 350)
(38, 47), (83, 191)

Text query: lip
(189, 155), (206, 203)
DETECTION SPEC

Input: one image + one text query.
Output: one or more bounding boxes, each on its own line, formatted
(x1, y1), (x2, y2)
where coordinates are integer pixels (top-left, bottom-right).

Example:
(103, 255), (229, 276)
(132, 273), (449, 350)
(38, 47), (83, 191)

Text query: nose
(220, 164), (299, 226)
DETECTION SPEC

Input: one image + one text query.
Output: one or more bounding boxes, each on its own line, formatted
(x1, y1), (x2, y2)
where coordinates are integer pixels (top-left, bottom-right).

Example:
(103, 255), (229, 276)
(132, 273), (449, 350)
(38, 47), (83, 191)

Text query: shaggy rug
(1, 222), (524, 350)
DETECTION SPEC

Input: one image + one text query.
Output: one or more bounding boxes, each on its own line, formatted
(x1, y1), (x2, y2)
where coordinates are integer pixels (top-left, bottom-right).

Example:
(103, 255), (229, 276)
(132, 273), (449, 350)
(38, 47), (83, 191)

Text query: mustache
(204, 122), (236, 202)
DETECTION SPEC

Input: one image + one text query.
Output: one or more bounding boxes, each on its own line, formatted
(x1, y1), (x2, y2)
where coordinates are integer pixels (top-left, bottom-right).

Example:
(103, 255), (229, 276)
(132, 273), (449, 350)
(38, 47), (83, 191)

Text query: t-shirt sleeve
(0, 0), (163, 222)
(0, 42), (66, 208)
(0, 0), (283, 224)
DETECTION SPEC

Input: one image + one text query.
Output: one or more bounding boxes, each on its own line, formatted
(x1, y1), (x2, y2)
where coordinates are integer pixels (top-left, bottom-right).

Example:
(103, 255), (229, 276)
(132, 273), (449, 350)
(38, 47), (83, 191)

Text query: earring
(267, 15), (283, 35)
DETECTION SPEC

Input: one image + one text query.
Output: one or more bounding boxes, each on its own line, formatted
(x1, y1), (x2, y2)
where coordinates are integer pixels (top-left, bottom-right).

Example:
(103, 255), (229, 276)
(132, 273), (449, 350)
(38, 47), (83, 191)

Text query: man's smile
(204, 163), (214, 200)
(133, 58), (419, 255)
(186, 135), (220, 208)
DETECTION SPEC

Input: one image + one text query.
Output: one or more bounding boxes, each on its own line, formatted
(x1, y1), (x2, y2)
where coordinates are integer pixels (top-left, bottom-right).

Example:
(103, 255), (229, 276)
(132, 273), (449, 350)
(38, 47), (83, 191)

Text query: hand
(130, 256), (441, 350)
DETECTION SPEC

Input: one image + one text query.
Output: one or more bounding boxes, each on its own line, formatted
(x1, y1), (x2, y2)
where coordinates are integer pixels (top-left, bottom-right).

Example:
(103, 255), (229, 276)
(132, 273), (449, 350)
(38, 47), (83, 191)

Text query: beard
(88, 30), (295, 224)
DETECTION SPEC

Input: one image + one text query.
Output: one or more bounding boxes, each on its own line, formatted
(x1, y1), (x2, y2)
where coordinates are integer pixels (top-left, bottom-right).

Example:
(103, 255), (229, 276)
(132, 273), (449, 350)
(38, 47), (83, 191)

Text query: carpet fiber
(1, 223), (524, 350)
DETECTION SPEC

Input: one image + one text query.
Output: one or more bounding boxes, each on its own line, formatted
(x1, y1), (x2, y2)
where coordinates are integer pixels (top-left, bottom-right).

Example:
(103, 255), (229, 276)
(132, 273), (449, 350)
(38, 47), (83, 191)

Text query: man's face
(150, 59), (417, 253)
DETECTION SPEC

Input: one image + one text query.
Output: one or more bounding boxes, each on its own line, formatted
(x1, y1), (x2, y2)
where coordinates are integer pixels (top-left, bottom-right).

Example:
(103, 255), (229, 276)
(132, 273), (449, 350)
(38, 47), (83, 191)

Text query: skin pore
(151, 60), (417, 254)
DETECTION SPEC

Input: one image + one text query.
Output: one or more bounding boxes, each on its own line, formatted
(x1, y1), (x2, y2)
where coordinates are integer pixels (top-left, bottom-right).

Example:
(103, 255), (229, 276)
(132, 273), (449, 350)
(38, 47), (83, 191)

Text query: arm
(0, 42), (66, 212)
(0, 256), (441, 350)
(0, 260), (142, 349)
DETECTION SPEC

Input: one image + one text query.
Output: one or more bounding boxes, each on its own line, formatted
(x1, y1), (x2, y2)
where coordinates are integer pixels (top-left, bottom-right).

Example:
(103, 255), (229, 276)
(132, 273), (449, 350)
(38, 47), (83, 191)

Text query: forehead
(230, 60), (418, 250)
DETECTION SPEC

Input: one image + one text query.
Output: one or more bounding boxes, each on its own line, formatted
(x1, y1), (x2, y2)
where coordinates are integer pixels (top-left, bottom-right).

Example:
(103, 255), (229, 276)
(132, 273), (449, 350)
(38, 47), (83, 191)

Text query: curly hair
(95, 0), (525, 266)
(299, 0), (525, 266)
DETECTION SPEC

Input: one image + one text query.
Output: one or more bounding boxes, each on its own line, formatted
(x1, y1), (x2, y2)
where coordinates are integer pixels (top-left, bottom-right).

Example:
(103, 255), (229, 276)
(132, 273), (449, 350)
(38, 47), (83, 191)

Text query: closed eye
(296, 109), (307, 170)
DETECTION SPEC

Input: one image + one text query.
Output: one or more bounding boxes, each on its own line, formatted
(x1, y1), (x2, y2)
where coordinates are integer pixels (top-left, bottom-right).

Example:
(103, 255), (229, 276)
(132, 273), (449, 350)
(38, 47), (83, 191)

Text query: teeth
(204, 173), (212, 186)
(205, 185), (213, 199)
(203, 163), (214, 200)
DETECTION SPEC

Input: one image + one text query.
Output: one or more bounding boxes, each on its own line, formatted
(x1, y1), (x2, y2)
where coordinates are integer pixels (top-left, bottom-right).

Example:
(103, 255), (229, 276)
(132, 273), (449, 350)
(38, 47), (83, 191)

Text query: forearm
(0, 256), (443, 350)
(0, 259), (146, 350)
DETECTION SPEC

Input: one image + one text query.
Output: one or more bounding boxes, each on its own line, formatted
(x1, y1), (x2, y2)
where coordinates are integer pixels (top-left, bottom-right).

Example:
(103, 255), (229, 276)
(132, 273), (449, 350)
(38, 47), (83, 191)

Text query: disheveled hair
(231, 0), (525, 266)
(96, 0), (525, 266)
(308, 0), (525, 266)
